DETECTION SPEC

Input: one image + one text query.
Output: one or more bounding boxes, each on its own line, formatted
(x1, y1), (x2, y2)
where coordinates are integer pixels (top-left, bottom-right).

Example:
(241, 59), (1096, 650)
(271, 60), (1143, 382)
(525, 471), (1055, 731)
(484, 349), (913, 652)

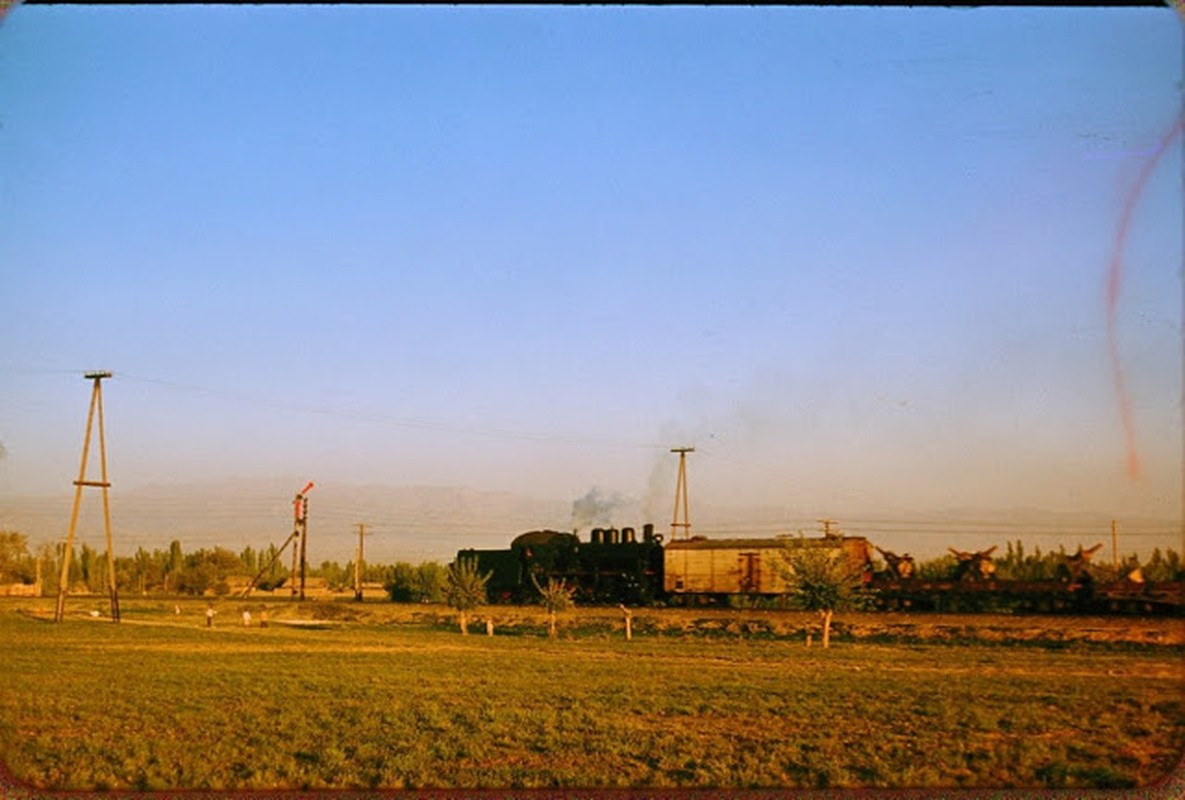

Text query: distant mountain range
(1, 477), (1178, 565)
(0, 477), (570, 565)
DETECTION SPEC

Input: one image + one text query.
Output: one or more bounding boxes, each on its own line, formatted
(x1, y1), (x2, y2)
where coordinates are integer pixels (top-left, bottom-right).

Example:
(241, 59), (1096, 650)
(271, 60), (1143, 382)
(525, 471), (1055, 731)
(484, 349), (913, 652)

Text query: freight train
(455, 525), (1185, 615)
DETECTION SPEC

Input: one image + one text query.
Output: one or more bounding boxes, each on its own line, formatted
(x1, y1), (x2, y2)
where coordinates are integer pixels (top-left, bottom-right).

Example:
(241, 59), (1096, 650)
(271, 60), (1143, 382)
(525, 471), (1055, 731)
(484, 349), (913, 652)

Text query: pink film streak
(0, 0), (21, 25)
(1106, 113), (1184, 479)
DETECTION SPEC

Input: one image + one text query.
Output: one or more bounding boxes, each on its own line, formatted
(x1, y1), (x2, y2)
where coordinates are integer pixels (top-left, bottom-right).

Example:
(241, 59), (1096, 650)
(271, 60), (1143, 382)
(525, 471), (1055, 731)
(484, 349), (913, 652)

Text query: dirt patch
(833, 614), (1185, 647)
(8, 598), (1181, 647)
(387, 605), (1185, 647)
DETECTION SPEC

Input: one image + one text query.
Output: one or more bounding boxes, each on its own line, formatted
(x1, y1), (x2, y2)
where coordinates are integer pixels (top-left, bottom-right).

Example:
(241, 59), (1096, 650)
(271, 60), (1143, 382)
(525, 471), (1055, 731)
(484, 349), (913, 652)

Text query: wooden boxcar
(663, 535), (872, 598)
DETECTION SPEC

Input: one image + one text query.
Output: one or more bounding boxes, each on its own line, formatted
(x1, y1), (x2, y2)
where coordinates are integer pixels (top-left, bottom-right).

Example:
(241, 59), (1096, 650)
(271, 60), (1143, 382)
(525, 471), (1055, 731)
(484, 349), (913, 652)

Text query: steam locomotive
(455, 524), (1185, 615)
(459, 525), (665, 605)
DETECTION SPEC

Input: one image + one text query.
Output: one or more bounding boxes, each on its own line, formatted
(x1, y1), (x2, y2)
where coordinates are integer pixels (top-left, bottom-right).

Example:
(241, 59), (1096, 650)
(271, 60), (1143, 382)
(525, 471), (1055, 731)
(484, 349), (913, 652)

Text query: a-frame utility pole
(670, 447), (694, 541)
(55, 371), (120, 623)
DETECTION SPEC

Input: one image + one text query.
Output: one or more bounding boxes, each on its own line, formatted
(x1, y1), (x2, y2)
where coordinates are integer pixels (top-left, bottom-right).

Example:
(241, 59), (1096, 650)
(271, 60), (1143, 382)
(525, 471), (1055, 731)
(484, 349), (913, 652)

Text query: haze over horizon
(2, 476), (1178, 567)
(1, 7), (1181, 564)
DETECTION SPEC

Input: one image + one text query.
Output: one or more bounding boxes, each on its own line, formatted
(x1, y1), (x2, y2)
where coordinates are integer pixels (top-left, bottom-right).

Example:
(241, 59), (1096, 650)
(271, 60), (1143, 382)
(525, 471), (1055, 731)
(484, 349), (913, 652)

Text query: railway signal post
(240, 481), (312, 599)
(54, 371), (120, 623)
(285, 482), (314, 599)
(670, 447), (694, 541)
(290, 496), (301, 597)
(290, 482), (314, 601)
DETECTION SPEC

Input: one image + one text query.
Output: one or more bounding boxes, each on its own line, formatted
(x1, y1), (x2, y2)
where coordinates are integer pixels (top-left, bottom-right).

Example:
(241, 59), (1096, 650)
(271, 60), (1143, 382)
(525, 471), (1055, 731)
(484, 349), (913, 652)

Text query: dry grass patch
(1, 598), (1181, 791)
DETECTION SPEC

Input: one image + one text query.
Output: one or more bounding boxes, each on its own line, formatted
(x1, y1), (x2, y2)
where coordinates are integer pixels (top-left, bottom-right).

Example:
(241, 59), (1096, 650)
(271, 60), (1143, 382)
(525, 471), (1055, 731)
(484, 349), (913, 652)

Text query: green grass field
(0, 598), (1182, 791)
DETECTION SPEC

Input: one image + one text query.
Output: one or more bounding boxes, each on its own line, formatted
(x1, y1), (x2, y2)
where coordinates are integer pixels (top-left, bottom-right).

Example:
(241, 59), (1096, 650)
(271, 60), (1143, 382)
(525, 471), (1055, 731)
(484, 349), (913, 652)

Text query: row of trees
(8, 531), (1179, 594)
(994, 540), (1182, 583)
(0, 531), (443, 601)
(906, 540), (1184, 583)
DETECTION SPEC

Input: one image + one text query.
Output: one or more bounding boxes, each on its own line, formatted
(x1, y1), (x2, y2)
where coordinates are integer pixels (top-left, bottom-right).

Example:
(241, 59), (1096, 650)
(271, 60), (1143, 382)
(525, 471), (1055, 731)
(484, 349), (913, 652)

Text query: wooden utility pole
(670, 447), (694, 540)
(55, 371), (120, 623)
(1111, 519), (1118, 571)
(818, 518), (839, 538)
(353, 522), (371, 602)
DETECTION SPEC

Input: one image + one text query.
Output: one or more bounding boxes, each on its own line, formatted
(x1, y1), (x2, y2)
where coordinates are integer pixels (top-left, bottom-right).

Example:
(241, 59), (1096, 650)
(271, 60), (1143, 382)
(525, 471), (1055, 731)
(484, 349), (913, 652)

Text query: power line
(115, 372), (672, 451)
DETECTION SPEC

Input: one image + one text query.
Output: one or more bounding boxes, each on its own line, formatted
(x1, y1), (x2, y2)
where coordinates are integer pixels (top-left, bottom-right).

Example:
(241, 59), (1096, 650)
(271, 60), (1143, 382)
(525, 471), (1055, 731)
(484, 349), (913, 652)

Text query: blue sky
(0, 6), (1181, 557)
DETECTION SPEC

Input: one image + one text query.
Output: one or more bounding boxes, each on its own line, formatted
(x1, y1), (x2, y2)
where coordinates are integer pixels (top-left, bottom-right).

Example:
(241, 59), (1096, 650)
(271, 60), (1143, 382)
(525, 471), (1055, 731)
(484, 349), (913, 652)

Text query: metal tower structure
(670, 447), (694, 540)
(55, 371), (120, 623)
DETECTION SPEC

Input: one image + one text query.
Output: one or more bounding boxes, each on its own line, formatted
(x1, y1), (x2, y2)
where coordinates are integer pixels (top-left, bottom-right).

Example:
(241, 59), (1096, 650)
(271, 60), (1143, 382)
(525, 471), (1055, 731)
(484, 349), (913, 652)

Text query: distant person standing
(242, 610), (252, 627)
(206, 605), (215, 628)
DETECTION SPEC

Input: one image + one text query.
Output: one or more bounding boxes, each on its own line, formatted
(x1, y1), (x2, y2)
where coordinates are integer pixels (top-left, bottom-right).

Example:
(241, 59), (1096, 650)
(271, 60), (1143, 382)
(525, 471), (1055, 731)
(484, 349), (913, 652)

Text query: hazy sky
(1, 6), (1181, 557)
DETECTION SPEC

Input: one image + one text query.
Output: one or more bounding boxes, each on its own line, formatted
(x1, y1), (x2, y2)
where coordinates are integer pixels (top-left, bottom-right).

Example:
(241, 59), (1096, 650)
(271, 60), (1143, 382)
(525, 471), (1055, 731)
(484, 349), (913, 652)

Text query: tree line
(2, 530), (1182, 603)
(911, 540), (1184, 583)
(0, 531), (447, 602)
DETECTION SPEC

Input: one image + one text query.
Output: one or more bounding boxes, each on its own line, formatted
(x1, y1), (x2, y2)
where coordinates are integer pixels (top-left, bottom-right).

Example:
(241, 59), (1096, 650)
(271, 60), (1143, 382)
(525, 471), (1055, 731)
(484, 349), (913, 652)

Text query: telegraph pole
(1111, 519), (1118, 572)
(818, 518), (839, 538)
(670, 447), (694, 540)
(354, 523), (371, 601)
(55, 371), (120, 623)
